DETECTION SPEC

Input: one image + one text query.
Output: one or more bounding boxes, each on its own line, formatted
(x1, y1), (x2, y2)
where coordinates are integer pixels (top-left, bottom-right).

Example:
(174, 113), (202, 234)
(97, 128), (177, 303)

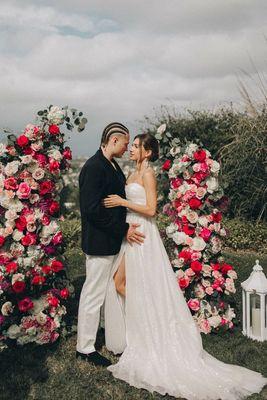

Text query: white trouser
(76, 254), (116, 354)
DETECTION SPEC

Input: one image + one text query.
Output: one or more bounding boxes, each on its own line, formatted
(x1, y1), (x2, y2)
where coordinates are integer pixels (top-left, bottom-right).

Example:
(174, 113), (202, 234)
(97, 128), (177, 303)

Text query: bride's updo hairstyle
(134, 133), (159, 162)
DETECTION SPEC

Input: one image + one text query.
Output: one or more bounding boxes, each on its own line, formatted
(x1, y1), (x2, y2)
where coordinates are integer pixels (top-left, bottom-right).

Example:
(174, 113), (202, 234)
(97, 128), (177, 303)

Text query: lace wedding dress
(105, 183), (267, 400)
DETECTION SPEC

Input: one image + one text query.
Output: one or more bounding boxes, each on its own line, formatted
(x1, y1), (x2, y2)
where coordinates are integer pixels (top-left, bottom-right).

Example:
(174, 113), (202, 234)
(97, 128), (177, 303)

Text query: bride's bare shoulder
(143, 167), (156, 183)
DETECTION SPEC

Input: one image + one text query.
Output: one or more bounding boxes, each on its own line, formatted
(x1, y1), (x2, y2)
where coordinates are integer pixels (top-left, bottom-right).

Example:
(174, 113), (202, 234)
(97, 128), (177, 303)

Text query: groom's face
(112, 134), (130, 158)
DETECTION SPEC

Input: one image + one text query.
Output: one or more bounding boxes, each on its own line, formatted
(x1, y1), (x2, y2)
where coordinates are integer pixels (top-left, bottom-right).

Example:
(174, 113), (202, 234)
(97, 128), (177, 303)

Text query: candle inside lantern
(252, 308), (261, 337)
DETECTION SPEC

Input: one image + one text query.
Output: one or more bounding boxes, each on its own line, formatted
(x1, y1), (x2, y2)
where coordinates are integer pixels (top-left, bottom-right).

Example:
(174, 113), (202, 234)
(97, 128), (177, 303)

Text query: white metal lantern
(241, 260), (267, 342)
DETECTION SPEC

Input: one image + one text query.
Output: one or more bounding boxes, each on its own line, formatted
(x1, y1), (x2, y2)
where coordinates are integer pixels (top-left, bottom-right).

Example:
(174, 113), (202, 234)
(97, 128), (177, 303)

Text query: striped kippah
(101, 122), (129, 145)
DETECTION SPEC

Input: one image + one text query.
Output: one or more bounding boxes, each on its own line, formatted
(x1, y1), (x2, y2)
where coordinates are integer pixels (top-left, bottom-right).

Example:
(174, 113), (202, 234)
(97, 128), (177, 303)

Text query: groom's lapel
(95, 149), (126, 183)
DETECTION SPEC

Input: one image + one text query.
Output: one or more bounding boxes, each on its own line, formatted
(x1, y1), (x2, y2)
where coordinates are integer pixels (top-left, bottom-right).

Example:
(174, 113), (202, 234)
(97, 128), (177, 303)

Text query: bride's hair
(134, 133), (159, 162)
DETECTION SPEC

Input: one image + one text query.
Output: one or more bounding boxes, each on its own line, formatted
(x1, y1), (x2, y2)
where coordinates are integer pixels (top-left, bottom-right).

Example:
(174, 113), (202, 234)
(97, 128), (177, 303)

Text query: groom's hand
(126, 223), (145, 245)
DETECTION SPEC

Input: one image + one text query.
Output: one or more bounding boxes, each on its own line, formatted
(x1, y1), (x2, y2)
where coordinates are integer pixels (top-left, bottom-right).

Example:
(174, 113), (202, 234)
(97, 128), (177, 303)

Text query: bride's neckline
(125, 182), (145, 190)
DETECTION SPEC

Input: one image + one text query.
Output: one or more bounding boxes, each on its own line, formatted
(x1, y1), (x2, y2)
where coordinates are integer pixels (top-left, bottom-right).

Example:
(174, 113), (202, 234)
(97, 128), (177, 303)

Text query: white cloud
(0, 0), (266, 156)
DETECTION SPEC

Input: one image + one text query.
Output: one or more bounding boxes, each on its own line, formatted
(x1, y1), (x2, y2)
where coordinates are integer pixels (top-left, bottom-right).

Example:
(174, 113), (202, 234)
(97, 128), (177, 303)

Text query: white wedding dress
(105, 183), (267, 400)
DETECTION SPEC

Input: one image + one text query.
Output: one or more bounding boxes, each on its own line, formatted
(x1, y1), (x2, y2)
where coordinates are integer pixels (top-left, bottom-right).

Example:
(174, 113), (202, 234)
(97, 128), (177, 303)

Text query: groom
(76, 122), (145, 367)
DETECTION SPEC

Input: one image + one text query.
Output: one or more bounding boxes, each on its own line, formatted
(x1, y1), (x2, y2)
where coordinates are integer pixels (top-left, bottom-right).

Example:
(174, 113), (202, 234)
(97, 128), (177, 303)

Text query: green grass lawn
(0, 250), (266, 400)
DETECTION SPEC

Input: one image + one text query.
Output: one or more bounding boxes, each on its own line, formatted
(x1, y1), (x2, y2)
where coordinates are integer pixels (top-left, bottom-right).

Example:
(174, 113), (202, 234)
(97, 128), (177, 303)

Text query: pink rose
(199, 227), (212, 241)
(205, 286), (214, 295)
(16, 182), (31, 199)
(199, 319), (211, 334)
(187, 298), (200, 311)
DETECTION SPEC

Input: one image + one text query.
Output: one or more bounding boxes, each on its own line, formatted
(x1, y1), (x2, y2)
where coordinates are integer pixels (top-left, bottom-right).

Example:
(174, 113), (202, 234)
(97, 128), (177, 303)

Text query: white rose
(4, 161), (20, 176)
(36, 312), (48, 325)
(186, 210), (199, 224)
(198, 216), (209, 227)
(172, 231), (187, 245)
(5, 210), (18, 221)
(48, 149), (62, 161)
(1, 301), (14, 316)
(47, 106), (65, 125)
(12, 229), (24, 242)
(211, 160), (220, 173)
(20, 155), (33, 164)
(190, 237), (206, 251)
(185, 143), (198, 157)
(31, 141), (43, 151)
(225, 278), (236, 293)
(170, 146), (181, 156)
(12, 273), (25, 285)
(0, 143), (7, 155)
(166, 223), (177, 237)
(157, 123), (166, 135)
(208, 315), (221, 328)
(41, 221), (59, 237)
(225, 306), (236, 321)
(206, 177), (219, 193)
(6, 198), (24, 213)
(227, 270), (237, 279)
(6, 324), (21, 339)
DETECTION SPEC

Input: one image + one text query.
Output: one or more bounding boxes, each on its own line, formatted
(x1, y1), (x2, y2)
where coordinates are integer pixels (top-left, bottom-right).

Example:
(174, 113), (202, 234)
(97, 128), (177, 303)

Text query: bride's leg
(113, 254), (126, 297)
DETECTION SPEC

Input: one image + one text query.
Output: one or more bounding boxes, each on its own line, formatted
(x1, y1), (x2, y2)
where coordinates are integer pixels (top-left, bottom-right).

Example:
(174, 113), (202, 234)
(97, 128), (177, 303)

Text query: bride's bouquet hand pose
(103, 133), (266, 400)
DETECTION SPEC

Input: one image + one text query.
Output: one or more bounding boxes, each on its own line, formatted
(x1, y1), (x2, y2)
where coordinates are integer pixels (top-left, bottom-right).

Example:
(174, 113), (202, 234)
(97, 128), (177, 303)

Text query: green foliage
(224, 219), (267, 253)
(60, 218), (81, 251)
(145, 106), (266, 221)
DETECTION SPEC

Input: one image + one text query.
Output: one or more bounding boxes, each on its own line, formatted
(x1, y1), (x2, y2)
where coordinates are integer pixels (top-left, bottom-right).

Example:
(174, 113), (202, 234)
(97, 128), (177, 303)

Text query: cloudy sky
(0, 0), (266, 156)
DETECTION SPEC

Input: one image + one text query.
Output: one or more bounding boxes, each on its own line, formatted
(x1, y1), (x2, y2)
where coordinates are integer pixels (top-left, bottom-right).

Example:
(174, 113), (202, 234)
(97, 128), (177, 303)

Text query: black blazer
(79, 149), (129, 255)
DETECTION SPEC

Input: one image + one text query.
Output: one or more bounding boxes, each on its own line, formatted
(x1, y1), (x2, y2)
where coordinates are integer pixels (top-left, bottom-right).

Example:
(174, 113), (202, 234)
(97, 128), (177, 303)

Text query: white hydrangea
(47, 106), (65, 125)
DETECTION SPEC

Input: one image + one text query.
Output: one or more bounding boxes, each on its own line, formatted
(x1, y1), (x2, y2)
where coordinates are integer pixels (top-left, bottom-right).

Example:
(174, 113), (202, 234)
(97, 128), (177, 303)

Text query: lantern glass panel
(250, 293), (261, 337)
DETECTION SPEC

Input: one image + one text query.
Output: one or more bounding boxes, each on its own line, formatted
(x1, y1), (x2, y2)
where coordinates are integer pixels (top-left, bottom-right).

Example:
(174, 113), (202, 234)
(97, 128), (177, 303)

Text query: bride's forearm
(121, 199), (156, 217)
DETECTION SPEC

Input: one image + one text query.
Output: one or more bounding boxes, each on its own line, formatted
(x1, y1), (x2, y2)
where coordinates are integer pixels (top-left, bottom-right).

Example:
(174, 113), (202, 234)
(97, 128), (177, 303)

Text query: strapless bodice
(125, 183), (146, 205)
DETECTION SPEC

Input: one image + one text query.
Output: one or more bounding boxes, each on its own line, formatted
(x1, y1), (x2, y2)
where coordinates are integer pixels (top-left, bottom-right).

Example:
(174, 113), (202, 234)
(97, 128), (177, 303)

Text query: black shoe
(76, 351), (112, 367)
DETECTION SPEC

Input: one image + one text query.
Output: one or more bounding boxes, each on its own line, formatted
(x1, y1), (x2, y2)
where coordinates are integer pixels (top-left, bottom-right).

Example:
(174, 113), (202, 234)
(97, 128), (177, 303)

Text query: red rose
(199, 227), (212, 241)
(49, 160), (60, 173)
(49, 201), (60, 215)
(51, 260), (64, 273)
(211, 263), (221, 271)
(178, 249), (192, 262)
(16, 134), (29, 147)
(18, 297), (34, 312)
(31, 275), (46, 285)
(52, 231), (63, 245)
(12, 281), (26, 293)
(34, 153), (48, 167)
(42, 265), (52, 275)
(21, 233), (37, 246)
(4, 177), (18, 190)
(48, 296), (59, 307)
(178, 276), (190, 289)
(41, 215), (50, 225)
(162, 160), (171, 171)
(48, 125), (60, 135)
(189, 197), (202, 210)
(16, 216), (27, 231)
(182, 224), (195, 236)
(0, 236), (5, 247)
(6, 261), (18, 274)
(190, 260), (202, 273)
(60, 288), (70, 299)
(212, 212), (222, 223)
(23, 147), (34, 155)
(221, 263), (233, 275)
(63, 147), (72, 160)
(193, 149), (206, 162)
(39, 180), (54, 196)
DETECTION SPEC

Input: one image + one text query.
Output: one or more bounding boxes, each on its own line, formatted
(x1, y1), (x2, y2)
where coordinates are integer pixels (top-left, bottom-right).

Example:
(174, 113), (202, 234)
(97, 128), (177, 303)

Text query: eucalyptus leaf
(81, 117), (88, 124)
(74, 118), (80, 126)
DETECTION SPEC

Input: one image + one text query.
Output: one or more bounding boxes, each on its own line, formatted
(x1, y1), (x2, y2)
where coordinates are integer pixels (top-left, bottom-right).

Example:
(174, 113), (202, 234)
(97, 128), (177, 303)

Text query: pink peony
(16, 182), (31, 199)
(199, 319), (211, 334)
(187, 298), (200, 311)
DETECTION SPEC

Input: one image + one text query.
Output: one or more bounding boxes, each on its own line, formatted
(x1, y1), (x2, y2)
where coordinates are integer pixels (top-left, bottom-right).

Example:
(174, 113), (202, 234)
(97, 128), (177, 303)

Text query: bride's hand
(102, 194), (125, 208)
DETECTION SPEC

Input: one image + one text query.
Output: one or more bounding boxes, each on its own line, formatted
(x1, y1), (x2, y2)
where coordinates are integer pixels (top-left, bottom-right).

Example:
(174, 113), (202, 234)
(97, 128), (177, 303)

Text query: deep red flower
(16, 134), (29, 147)
(48, 296), (59, 307)
(188, 197), (202, 210)
(221, 263), (233, 275)
(6, 261), (18, 274)
(21, 233), (37, 246)
(49, 125), (60, 135)
(15, 216), (27, 231)
(41, 215), (50, 226)
(162, 159), (171, 171)
(193, 149), (206, 162)
(60, 288), (70, 299)
(182, 224), (195, 236)
(190, 260), (203, 273)
(211, 263), (221, 271)
(212, 211), (222, 223)
(49, 201), (60, 215)
(52, 231), (63, 245)
(178, 276), (190, 289)
(39, 180), (54, 196)
(178, 249), (192, 262)
(42, 265), (52, 275)
(31, 275), (46, 285)
(63, 147), (72, 160)
(12, 280), (26, 293)
(51, 260), (64, 273)
(0, 236), (5, 247)
(34, 153), (48, 167)
(49, 160), (60, 173)
(18, 297), (34, 312)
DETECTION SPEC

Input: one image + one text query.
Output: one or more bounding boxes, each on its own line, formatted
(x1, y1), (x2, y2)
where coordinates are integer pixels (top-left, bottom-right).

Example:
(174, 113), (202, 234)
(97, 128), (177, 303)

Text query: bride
(102, 133), (267, 400)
